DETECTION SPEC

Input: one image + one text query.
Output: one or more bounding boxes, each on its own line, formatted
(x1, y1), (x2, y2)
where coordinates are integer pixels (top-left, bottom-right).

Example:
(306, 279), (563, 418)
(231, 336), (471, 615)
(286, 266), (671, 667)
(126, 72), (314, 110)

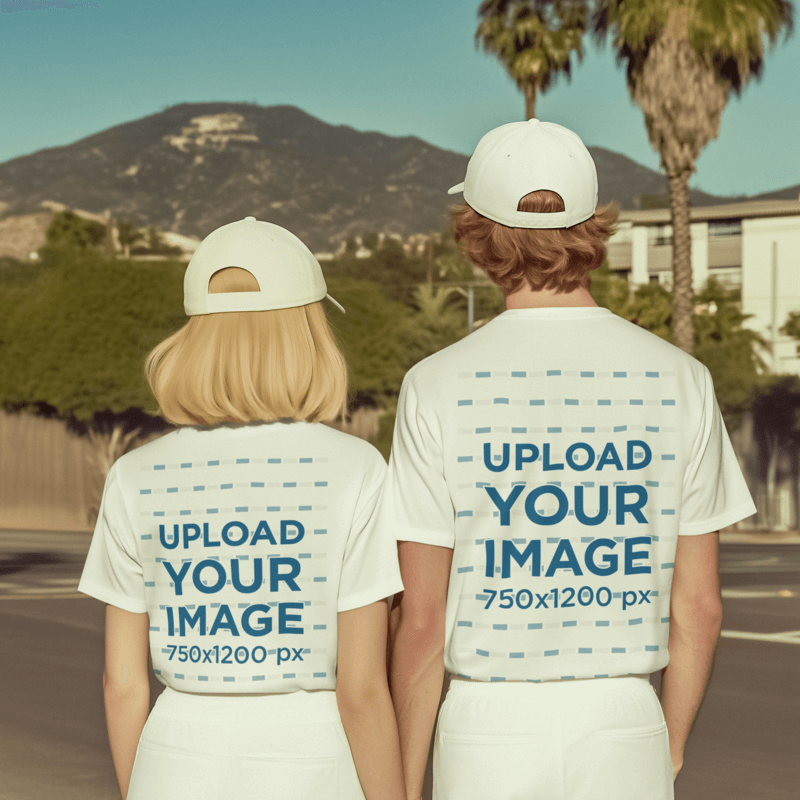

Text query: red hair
(451, 191), (618, 293)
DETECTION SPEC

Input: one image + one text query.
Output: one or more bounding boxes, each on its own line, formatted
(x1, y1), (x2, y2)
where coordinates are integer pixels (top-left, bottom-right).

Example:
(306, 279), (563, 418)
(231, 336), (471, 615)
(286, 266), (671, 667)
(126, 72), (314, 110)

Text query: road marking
(731, 557), (782, 567)
(721, 630), (800, 645)
(722, 589), (796, 598)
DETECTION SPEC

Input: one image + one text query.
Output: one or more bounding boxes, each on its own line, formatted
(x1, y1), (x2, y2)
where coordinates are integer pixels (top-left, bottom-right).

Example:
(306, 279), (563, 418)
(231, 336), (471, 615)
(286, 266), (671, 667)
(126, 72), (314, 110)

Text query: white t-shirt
(79, 421), (403, 694)
(378, 306), (755, 683)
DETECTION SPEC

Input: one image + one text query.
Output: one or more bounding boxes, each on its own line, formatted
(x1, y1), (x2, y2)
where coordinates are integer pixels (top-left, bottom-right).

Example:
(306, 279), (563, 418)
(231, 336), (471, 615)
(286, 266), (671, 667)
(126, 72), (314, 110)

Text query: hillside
(0, 103), (756, 250)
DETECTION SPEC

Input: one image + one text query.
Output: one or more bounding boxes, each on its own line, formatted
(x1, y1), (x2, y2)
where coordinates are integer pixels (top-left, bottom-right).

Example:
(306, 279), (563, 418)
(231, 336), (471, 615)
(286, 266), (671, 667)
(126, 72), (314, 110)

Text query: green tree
(476, 0), (589, 118)
(594, 0), (794, 355)
(133, 226), (182, 257)
(0, 248), (185, 516)
(116, 217), (145, 258)
(597, 275), (766, 432)
(324, 238), (428, 304)
(619, 280), (674, 342)
(0, 248), (185, 420)
(433, 237), (476, 284)
(780, 311), (800, 354)
(693, 277), (769, 431)
(588, 260), (631, 314)
(402, 284), (466, 367)
(44, 210), (106, 250)
(325, 277), (412, 399)
(361, 231), (379, 251)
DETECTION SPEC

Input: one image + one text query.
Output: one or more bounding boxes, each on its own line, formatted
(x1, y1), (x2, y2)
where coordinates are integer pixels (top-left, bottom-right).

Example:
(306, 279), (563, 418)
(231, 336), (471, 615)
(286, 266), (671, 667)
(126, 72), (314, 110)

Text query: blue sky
(0, 0), (797, 197)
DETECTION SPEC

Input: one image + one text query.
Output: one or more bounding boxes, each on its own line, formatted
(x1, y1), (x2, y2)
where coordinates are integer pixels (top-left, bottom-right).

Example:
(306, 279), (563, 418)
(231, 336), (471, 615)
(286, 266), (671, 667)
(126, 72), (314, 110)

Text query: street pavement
(0, 531), (798, 799)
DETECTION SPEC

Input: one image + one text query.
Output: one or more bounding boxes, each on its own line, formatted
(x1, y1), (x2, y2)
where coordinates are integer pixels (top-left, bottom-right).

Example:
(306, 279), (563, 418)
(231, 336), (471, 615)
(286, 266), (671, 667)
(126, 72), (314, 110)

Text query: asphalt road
(0, 534), (798, 800)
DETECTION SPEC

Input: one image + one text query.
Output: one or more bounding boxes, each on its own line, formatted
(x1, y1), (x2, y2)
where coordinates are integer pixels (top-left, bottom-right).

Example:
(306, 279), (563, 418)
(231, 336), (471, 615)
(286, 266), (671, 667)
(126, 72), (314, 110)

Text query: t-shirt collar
(495, 306), (614, 320)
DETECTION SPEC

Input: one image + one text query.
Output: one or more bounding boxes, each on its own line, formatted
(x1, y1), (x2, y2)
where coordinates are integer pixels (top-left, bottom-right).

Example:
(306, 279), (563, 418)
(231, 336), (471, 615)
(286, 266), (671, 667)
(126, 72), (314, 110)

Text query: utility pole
(771, 241), (779, 372)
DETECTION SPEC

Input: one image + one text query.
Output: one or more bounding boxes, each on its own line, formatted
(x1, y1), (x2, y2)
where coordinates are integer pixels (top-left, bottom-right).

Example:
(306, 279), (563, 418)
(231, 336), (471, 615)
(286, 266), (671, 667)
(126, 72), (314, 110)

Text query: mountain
(0, 102), (766, 250)
(748, 183), (800, 202)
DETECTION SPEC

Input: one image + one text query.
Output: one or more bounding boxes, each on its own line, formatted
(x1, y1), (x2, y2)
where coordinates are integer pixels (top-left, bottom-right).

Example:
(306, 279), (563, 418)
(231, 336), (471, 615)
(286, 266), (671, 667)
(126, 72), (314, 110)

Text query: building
(607, 198), (800, 377)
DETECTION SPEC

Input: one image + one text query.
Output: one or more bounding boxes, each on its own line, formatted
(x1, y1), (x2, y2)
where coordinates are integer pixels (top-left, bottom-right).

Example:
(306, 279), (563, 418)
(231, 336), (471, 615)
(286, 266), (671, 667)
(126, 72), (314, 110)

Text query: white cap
(184, 217), (345, 316)
(448, 119), (598, 229)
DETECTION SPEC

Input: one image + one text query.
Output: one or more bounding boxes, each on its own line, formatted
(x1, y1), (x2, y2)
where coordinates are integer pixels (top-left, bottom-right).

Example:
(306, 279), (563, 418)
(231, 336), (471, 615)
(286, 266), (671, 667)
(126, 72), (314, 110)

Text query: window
(709, 267), (742, 288)
(648, 225), (673, 247)
(708, 219), (742, 237)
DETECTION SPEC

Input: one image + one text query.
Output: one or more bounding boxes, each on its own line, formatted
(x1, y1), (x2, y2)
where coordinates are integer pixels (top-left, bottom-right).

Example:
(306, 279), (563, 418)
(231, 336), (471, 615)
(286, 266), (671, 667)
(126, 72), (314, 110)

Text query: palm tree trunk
(669, 169), (694, 354)
(524, 83), (537, 120)
(790, 446), (800, 534)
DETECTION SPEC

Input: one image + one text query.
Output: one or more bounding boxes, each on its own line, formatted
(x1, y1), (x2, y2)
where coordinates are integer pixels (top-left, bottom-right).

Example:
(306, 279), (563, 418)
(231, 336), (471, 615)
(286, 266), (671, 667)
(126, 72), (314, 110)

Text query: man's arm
(661, 531), (723, 781)
(388, 541), (453, 800)
(103, 605), (150, 800)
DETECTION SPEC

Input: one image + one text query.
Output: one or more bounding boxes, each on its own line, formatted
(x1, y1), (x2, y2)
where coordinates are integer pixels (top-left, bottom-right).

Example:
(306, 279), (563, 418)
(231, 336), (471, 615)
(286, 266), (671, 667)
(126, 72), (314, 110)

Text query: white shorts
(127, 687), (365, 800)
(433, 675), (673, 800)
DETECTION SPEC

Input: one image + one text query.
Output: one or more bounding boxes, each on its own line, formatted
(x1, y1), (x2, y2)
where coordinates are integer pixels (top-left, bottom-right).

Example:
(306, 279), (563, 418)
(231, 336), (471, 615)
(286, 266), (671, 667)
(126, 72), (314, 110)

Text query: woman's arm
(337, 600), (406, 800)
(104, 605), (151, 800)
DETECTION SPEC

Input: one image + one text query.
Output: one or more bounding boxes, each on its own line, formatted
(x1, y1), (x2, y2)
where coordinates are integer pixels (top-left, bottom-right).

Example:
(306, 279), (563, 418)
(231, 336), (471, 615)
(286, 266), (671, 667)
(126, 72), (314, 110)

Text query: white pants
(433, 675), (673, 800)
(128, 687), (365, 800)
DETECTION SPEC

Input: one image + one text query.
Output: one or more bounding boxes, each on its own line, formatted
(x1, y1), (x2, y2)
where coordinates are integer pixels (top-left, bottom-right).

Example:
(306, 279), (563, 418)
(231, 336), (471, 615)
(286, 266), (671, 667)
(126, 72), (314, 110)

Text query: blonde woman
(79, 217), (406, 800)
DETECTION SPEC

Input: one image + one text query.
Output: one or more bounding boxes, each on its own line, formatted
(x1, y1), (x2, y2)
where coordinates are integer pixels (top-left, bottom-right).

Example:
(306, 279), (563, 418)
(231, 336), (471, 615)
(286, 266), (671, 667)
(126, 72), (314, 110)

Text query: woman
(79, 216), (406, 800)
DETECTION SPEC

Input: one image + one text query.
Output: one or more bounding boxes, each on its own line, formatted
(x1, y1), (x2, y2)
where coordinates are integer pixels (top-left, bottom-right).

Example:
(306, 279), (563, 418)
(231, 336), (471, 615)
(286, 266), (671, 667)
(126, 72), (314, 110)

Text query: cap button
(528, 119), (540, 126)
(244, 216), (256, 221)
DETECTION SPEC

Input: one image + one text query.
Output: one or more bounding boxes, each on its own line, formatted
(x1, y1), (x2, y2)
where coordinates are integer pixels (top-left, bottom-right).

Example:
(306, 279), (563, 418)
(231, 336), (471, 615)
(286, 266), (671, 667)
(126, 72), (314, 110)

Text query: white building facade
(606, 199), (800, 377)
(606, 199), (800, 530)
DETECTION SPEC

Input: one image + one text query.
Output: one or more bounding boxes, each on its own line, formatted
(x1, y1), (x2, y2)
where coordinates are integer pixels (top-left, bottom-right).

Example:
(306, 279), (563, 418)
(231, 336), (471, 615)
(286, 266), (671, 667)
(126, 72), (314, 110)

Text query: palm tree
(403, 284), (466, 365)
(594, 0), (794, 354)
(116, 217), (145, 258)
(476, 0), (589, 119)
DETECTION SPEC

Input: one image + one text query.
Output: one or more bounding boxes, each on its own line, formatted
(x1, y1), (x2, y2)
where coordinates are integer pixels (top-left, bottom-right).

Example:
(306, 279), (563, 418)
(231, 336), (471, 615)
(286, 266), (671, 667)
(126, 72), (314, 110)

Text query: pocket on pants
(234, 754), (340, 800)
(568, 722), (673, 800)
(127, 741), (218, 800)
(434, 734), (544, 800)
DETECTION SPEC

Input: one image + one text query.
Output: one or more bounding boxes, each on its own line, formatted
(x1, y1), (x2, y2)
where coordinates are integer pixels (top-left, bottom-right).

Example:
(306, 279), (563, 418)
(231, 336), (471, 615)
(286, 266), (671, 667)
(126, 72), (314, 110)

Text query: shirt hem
(337, 578), (405, 613)
(679, 501), (758, 536)
(77, 580), (148, 614)
(395, 528), (454, 548)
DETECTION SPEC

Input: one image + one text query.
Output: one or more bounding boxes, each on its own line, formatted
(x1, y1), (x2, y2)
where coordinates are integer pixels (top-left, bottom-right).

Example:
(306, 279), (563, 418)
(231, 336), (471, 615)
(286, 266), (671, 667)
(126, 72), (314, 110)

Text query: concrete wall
(0, 411), (100, 531)
(0, 408), (382, 532)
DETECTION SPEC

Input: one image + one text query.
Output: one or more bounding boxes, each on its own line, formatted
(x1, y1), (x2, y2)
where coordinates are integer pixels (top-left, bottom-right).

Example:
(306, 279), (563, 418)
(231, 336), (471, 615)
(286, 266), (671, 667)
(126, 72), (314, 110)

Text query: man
(382, 120), (756, 800)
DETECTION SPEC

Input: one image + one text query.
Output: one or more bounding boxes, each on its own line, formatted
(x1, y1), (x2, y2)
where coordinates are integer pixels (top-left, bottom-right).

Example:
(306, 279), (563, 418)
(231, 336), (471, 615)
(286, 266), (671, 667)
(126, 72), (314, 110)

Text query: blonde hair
(145, 268), (347, 426)
(451, 191), (619, 294)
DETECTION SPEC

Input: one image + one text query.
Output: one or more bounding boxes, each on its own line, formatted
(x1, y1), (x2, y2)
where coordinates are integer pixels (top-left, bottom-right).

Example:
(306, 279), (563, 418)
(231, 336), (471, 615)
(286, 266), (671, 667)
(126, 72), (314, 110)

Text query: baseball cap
(448, 119), (598, 229)
(184, 217), (345, 315)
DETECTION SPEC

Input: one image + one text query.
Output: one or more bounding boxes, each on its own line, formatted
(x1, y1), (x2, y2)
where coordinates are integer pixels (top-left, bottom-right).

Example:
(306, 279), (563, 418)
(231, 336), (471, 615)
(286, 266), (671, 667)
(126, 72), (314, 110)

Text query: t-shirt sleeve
(679, 366), (757, 535)
(78, 461), (148, 613)
(338, 451), (404, 612)
(380, 371), (455, 548)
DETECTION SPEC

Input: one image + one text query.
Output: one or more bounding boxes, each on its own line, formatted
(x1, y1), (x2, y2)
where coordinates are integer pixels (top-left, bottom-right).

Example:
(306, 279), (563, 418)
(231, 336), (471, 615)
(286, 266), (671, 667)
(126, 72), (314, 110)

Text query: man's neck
(504, 283), (597, 310)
